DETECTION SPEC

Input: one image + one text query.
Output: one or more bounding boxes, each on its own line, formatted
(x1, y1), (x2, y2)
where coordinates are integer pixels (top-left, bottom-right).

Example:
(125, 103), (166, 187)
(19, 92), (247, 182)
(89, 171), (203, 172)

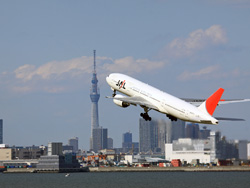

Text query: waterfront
(1, 171), (250, 188)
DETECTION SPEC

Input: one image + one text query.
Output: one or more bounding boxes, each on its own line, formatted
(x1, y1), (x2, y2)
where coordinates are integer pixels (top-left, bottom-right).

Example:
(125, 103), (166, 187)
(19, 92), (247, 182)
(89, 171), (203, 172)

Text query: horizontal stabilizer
(183, 98), (250, 106)
(215, 117), (245, 121)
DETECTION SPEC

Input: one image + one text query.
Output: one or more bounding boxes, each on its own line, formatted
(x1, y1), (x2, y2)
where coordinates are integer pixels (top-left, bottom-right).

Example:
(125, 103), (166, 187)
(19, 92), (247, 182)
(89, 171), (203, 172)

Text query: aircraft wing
(181, 98), (250, 107)
(107, 95), (159, 111)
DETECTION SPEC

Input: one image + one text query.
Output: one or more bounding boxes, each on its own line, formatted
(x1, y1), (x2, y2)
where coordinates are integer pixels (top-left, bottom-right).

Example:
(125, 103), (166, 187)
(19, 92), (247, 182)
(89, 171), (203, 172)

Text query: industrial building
(0, 145), (47, 160)
(36, 142), (80, 171)
(165, 138), (212, 164)
(165, 131), (239, 164)
(48, 142), (62, 156)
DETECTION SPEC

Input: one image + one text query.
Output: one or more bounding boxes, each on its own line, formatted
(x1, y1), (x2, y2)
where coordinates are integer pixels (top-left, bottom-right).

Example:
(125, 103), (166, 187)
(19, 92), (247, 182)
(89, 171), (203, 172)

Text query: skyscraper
(90, 50), (100, 151)
(0, 119), (3, 144)
(122, 132), (132, 149)
(186, 123), (200, 139)
(92, 127), (108, 152)
(139, 118), (158, 153)
(107, 137), (113, 149)
(170, 119), (186, 142)
(199, 126), (211, 139)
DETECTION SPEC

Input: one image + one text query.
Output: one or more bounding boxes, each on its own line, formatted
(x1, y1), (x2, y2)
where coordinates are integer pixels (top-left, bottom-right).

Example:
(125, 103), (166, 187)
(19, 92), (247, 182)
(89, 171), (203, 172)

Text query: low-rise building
(165, 131), (240, 165)
(0, 148), (14, 160)
(165, 138), (211, 164)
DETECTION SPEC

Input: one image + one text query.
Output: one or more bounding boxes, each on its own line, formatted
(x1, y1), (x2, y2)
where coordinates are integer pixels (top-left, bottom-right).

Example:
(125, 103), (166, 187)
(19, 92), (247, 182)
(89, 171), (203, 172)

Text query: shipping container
(171, 159), (181, 167)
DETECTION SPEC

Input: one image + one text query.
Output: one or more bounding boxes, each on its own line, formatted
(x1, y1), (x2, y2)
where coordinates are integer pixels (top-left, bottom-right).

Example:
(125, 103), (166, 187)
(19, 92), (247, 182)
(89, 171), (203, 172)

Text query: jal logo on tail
(116, 80), (126, 89)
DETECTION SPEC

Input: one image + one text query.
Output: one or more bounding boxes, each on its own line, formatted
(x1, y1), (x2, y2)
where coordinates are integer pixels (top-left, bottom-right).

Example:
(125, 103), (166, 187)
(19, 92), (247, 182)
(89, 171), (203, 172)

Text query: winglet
(198, 88), (224, 116)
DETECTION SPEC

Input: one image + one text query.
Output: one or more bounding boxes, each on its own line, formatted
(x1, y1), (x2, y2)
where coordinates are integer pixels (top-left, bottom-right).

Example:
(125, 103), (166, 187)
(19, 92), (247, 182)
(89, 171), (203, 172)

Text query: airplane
(106, 73), (250, 125)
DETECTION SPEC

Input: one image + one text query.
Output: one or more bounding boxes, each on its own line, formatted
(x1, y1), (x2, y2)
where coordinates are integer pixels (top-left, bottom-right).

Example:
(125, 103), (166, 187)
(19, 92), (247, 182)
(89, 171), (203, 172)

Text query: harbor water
(1, 171), (250, 188)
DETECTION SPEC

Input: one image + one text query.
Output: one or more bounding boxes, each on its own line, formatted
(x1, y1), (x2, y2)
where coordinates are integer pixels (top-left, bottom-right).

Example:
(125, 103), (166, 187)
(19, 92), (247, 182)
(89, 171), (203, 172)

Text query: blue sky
(0, 0), (250, 149)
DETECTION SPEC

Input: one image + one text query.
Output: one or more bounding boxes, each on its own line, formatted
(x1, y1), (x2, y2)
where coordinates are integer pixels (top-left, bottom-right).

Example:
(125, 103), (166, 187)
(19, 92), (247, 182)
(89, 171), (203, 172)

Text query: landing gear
(140, 113), (151, 121)
(140, 107), (152, 121)
(166, 114), (177, 121)
(112, 89), (116, 97)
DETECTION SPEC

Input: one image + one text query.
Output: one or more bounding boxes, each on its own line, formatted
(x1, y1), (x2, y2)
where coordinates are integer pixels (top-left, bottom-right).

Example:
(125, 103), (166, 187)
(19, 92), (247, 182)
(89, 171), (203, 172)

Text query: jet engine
(113, 94), (130, 108)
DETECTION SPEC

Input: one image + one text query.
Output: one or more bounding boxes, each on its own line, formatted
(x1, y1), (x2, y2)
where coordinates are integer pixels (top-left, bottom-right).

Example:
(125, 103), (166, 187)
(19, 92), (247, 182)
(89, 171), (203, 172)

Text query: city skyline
(0, 1), (250, 150)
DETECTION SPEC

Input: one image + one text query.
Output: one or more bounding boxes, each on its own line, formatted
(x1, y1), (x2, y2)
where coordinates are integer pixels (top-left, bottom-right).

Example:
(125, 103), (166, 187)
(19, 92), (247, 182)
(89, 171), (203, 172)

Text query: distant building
(48, 142), (63, 156)
(0, 145), (47, 160)
(186, 123), (200, 139)
(238, 140), (248, 160)
(139, 118), (171, 153)
(37, 154), (80, 170)
(0, 120), (3, 144)
(92, 127), (108, 152)
(165, 131), (239, 164)
(122, 132), (132, 150)
(199, 126), (211, 139)
(62, 145), (73, 154)
(12, 145), (47, 159)
(157, 119), (168, 152)
(0, 148), (13, 160)
(68, 137), (79, 153)
(170, 120), (186, 142)
(165, 138), (212, 164)
(107, 137), (113, 149)
(247, 143), (250, 160)
(139, 118), (158, 153)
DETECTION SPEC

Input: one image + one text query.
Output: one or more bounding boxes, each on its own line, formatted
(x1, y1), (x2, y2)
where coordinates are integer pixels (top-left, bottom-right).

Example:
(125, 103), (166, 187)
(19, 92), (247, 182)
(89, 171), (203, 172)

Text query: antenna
(93, 50), (96, 73)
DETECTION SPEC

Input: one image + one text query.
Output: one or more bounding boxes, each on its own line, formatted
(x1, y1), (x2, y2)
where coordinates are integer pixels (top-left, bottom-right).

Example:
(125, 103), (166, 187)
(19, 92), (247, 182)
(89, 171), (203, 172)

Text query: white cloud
(178, 65), (220, 81)
(102, 56), (164, 73)
(14, 56), (93, 82)
(178, 66), (250, 82)
(3, 55), (164, 93)
(160, 25), (227, 58)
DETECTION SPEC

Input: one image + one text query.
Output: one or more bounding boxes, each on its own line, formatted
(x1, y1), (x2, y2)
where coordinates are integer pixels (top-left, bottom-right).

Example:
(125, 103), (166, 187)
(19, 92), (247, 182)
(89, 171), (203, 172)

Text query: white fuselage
(106, 73), (218, 124)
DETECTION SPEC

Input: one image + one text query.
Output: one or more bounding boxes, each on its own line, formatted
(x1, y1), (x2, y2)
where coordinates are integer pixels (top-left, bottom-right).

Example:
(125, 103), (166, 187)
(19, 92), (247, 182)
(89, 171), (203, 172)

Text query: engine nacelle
(113, 94), (130, 108)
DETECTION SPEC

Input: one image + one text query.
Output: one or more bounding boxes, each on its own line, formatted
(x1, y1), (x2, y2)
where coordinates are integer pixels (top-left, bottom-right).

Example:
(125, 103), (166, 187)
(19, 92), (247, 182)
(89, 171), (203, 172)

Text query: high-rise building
(139, 118), (159, 153)
(199, 126), (211, 139)
(157, 119), (168, 152)
(122, 132), (132, 149)
(107, 137), (113, 149)
(139, 118), (169, 153)
(92, 127), (108, 152)
(186, 123), (200, 139)
(0, 119), (3, 144)
(68, 137), (79, 153)
(238, 140), (248, 160)
(89, 50), (100, 151)
(165, 119), (186, 144)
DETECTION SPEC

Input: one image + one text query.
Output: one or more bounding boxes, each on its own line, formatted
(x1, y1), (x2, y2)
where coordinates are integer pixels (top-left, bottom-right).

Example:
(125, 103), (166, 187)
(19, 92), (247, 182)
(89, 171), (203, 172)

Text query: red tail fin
(198, 88), (224, 116)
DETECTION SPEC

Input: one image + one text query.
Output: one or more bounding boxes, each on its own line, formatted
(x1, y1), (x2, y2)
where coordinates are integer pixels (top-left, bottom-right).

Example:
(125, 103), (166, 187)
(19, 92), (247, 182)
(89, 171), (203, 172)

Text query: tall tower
(90, 50), (100, 150)
(0, 119), (3, 144)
